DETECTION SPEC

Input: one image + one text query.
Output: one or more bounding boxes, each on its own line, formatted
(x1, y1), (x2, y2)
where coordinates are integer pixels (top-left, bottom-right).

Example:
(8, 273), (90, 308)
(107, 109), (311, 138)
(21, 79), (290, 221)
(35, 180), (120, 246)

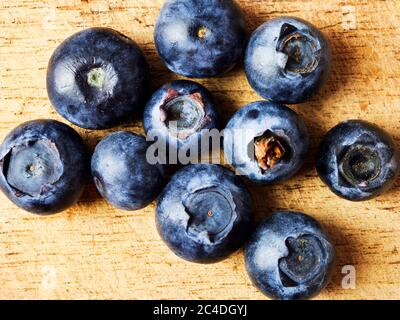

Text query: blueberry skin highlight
(143, 80), (220, 163)
(316, 120), (400, 201)
(0, 120), (89, 215)
(155, 0), (247, 78)
(245, 211), (335, 300)
(224, 101), (309, 184)
(91, 132), (165, 211)
(156, 164), (254, 263)
(245, 17), (331, 104)
(47, 27), (149, 130)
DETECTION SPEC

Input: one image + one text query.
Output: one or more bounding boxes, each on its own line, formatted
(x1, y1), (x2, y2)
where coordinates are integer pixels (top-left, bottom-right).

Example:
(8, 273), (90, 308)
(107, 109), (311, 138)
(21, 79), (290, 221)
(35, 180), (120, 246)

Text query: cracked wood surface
(0, 0), (399, 300)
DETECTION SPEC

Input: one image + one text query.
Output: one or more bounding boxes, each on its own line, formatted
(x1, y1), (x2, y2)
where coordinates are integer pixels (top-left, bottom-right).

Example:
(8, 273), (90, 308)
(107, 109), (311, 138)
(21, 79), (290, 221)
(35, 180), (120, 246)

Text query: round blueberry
(156, 164), (254, 263)
(144, 80), (220, 163)
(224, 101), (309, 184)
(245, 17), (331, 104)
(245, 211), (335, 300)
(91, 132), (165, 211)
(47, 27), (149, 130)
(154, 0), (247, 78)
(0, 120), (89, 215)
(316, 120), (400, 201)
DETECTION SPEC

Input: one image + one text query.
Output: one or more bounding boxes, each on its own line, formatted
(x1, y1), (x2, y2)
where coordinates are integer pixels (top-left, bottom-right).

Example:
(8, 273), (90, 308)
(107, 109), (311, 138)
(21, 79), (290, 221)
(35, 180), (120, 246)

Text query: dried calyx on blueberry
(254, 130), (286, 172)
(224, 101), (309, 184)
(159, 90), (207, 140)
(339, 145), (381, 188)
(0, 120), (88, 214)
(245, 17), (331, 104)
(316, 120), (400, 201)
(276, 23), (321, 75)
(245, 211), (335, 300)
(183, 185), (238, 245)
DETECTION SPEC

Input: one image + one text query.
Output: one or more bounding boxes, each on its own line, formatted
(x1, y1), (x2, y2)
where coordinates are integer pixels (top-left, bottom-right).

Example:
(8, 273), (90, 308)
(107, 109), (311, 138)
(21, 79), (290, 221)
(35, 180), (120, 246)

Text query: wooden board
(0, 0), (399, 300)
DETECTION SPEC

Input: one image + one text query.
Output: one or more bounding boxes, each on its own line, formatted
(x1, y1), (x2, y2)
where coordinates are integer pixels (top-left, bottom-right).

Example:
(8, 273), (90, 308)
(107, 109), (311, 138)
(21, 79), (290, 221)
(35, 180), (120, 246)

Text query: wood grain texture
(0, 0), (399, 300)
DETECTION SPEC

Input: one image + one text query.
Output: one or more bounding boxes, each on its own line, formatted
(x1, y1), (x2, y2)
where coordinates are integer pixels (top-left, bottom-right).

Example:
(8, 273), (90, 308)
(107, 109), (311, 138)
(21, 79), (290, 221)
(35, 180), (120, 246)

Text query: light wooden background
(0, 0), (399, 300)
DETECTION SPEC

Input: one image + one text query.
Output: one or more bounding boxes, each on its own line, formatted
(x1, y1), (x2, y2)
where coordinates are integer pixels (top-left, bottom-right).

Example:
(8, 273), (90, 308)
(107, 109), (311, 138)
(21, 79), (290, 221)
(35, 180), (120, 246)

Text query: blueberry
(91, 132), (165, 211)
(156, 164), (254, 263)
(0, 120), (88, 215)
(224, 101), (309, 184)
(154, 0), (247, 78)
(245, 211), (335, 300)
(47, 27), (149, 129)
(245, 17), (331, 104)
(144, 80), (220, 163)
(316, 120), (400, 201)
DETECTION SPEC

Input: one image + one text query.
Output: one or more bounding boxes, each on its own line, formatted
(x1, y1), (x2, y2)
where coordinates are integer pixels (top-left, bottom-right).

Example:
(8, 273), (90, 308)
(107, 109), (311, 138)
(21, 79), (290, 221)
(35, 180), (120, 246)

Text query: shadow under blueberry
(304, 29), (360, 107)
(290, 115), (327, 179)
(212, 91), (246, 127)
(78, 178), (104, 205)
(240, 2), (271, 35)
(146, 50), (182, 91)
(243, 181), (280, 224)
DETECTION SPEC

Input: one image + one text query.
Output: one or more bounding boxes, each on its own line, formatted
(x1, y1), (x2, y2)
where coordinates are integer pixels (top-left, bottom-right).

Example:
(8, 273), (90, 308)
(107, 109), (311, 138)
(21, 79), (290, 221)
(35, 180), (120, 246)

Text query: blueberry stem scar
(87, 67), (106, 89)
(254, 131), (286, 172)
(196, 26), (208, 39)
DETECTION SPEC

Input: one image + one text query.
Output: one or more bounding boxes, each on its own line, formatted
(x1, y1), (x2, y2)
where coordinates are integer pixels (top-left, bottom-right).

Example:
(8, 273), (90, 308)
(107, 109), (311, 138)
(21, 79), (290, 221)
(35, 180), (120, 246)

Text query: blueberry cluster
(0, 0), (398, 300)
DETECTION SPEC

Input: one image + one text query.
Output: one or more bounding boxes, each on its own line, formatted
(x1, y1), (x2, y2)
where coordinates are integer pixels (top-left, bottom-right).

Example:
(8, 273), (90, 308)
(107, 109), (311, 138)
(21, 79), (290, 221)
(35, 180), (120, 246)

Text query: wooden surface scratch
(0, 0), (399, 300)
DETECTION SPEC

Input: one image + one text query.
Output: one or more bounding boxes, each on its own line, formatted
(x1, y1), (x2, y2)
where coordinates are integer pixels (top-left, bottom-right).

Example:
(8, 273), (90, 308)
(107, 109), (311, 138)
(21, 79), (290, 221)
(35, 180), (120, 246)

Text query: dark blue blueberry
(156, 164), (254, 263)
(245, 211), (335, 300)
(154, 0), (247, 78)
(245, 17), (331, 104)
(91, 132), (165, 211)
(47, 27), (149, 129)
(144, 80), (220, 163)
(224, 101), (309, 184)
(0, 120), (88, 215)
(316, 120), (400, 201)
